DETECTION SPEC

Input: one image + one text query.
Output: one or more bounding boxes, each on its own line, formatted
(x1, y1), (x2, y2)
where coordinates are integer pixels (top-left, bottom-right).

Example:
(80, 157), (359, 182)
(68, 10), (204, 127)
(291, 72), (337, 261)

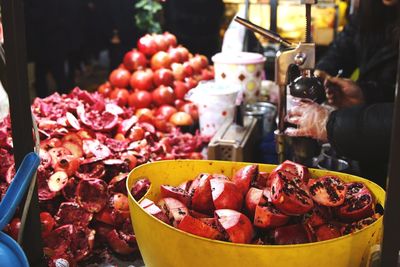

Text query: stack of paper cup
(212, 52), (266, 104)
(186, 81), (241, 138)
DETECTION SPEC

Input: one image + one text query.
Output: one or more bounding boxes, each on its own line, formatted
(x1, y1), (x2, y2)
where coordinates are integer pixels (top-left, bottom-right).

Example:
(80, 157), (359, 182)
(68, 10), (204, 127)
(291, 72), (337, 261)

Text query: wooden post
(380, 43), (400, 266)
(1, 0), (44, 266)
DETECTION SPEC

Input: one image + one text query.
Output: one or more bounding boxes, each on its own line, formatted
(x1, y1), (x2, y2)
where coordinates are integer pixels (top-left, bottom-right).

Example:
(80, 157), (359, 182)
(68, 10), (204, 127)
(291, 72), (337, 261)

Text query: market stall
(1, 0), (400, 266)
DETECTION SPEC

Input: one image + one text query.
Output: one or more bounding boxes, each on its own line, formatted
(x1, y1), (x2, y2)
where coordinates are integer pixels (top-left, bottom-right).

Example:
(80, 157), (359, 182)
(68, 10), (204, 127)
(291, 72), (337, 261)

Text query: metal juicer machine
(221, 0), (325, 166)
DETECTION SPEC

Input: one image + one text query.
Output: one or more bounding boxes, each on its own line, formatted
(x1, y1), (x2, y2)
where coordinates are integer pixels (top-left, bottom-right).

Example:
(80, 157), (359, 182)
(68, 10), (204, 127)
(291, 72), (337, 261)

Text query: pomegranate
(153, 68), (174, 87)
(337, 182), (375, 222)
(215, 209), (254, 244)
(130, 178), (151, 200)
(158, 197), (189, 227)
(232, 165), (259, 196)
(308, 175), (347, 207)
(152, 85), (175, 106)
(178, 215), (222, 240)
(106, 229), (137, 255)
(109, 68), (131, 88)
(123, 49), (147, 71)
(128, 90), (152, 109)
(271, 160), (311, 183)
(210, 179), (243, 211)
(254, 203), (290, 229)
(40, 212), (56, 238)
(273, 224), (311, 245)
(314, 224), (341, 241)
(137, 34), (158, 56)
(270, 171), (314, 215)
(244, 187), (267, 217)
(160, 185), (191, 207)
(129, 69), (154, 91)
(163, 32), (177, 47)
(151, 51), (172, 70)
(55, 202), (93, 227)
(140, 198), (170, 224)
(76, 179), (108, 213)
(191, 174), (215, 215)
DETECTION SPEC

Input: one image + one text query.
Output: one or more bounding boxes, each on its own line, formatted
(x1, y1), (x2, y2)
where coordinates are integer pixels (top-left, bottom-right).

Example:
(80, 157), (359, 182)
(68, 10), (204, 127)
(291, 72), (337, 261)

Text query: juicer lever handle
(234, 16), (293, 48)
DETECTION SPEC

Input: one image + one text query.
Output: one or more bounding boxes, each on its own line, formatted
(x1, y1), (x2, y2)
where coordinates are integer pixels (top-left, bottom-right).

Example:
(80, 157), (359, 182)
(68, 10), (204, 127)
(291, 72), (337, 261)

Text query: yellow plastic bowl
(127, 160), (385, 267)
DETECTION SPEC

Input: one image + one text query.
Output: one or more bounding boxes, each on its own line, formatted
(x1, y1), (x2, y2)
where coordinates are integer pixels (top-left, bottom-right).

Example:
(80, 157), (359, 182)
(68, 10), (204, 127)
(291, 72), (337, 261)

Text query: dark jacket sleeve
(316, 15), (359, 77)
(326, 103), (393, 162)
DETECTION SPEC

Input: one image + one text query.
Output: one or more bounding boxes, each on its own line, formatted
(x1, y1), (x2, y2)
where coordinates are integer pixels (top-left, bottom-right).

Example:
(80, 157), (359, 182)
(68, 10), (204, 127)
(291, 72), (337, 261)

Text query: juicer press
(235, 0), (326, 166)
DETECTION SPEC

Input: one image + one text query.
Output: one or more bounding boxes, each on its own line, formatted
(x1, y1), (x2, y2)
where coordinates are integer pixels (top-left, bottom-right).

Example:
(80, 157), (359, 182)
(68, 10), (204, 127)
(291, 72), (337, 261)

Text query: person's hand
(285, 100), (333, 142)
(324, 77), (364, 108)
(314, 69), (331, 81)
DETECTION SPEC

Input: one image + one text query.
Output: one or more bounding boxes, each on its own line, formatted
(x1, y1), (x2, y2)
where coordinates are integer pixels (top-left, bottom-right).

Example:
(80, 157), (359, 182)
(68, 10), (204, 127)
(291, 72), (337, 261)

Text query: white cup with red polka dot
(186, 81), (241, 138)
(212, 52), (266, 104)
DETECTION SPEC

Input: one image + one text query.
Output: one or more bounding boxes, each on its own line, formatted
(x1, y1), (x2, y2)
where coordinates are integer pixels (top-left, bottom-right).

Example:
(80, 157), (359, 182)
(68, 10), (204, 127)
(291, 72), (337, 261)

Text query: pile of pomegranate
(0, 85), (207, 266)
(0, 31), (217, 266)
(98, 32), (214, 127)
(139, 160), (382, 245)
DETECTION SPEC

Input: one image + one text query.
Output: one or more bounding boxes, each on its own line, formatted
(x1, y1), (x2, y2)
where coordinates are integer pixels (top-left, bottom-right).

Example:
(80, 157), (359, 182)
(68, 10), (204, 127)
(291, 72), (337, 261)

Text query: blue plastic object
(0, 152), (40, 267)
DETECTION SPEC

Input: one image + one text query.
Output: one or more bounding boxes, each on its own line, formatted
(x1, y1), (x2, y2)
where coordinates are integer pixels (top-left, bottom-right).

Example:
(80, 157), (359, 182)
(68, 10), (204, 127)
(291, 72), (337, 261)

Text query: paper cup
(186, 81), (240, 138)
(212, 52), (266, 104)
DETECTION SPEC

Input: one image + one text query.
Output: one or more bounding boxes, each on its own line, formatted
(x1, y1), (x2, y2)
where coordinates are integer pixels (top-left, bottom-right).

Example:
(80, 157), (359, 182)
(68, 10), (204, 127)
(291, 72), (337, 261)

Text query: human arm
(286, 102), (393, 162)
(327, 103), (393, 162)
